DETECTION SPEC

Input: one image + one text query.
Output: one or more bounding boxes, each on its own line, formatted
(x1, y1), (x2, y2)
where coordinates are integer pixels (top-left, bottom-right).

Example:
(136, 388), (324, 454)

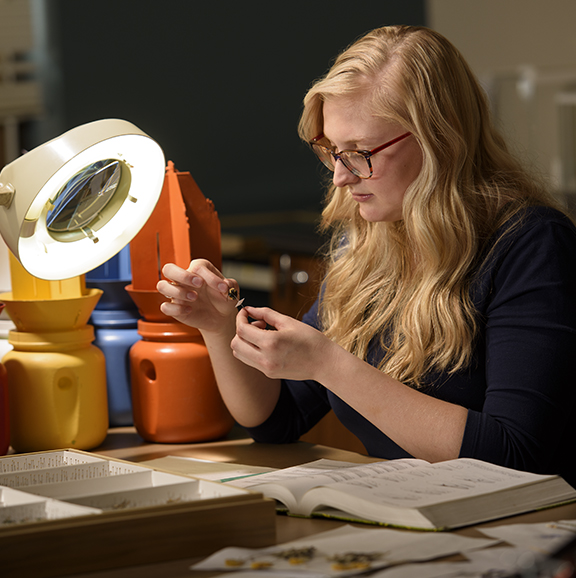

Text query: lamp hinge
(0, 183), (15, 209)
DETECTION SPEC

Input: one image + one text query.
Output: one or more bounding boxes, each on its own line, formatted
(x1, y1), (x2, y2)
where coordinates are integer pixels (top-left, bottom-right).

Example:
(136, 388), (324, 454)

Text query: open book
(227, 458), (576, 531)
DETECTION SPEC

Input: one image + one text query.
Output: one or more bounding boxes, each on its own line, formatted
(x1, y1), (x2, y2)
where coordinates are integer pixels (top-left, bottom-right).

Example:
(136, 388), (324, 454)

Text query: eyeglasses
(309, 131), (412, 179)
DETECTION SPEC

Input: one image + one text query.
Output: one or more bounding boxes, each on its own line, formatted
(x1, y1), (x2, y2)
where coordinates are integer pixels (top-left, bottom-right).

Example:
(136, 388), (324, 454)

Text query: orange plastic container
(129, 161), (221, 293)
(130, 321), (233, 443)
(127, 162), (232, 443)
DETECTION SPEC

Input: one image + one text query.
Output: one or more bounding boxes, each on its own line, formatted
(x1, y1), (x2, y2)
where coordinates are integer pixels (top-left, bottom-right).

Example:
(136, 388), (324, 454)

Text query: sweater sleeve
(460, 211), (576, 477)
(243, 298), (333, 444)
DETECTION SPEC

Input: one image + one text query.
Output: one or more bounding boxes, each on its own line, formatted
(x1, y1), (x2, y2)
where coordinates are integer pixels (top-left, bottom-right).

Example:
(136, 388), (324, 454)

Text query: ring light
(0, 119), (165, 280)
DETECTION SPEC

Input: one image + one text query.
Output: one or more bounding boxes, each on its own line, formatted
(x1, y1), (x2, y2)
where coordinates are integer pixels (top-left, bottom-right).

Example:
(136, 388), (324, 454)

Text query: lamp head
(0, 119), (165, 280)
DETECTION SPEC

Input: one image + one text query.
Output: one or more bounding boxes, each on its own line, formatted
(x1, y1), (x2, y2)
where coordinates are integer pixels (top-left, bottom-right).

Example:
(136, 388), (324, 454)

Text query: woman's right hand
(157, 259), (239, 334)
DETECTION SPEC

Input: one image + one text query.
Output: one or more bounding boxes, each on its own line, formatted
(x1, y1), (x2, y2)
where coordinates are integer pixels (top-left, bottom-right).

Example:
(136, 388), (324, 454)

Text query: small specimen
(328, 551), (383, 571)
(227, 287), (245, 309)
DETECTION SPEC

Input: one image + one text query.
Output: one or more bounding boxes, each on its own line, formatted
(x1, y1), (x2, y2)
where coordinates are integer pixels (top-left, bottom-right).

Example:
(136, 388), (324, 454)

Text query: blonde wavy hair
(298, 25), (563, 388)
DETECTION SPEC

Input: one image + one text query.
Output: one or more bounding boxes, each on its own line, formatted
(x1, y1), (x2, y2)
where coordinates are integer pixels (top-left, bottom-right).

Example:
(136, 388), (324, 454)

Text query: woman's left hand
(231, 306), (330, 382)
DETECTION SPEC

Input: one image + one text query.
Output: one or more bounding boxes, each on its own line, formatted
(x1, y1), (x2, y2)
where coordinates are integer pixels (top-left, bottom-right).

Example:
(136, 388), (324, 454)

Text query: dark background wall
(31, 0), (426, 217)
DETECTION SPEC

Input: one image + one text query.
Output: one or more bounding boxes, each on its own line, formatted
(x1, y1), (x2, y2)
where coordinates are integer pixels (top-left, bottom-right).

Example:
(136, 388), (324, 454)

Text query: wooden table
(65, 427), (576, 578)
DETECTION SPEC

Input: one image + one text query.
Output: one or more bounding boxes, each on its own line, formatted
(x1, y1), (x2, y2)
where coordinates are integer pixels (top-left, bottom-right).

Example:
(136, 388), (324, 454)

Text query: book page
(227, 459), (428, 505)
(228, 459), (428, 488)
(303, 458), (558, 511)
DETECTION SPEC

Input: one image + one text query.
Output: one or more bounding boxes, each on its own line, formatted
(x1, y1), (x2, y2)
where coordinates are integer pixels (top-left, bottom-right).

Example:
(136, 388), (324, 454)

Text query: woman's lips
(351, 192), (373, 202)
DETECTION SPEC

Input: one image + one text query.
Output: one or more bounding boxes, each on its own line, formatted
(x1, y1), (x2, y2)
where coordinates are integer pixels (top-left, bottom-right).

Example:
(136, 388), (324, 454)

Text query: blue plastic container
(86, 245), (132, 282)
(91, 309), (140, 427)
(87, 245), (141, 425)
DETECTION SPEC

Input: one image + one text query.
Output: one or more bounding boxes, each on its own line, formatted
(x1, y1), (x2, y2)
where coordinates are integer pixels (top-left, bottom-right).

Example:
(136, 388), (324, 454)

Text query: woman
(158, 25), (576, 486)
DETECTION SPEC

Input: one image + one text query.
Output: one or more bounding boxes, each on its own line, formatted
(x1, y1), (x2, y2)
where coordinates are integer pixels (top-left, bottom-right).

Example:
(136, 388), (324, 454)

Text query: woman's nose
(332, 159), (358, 188)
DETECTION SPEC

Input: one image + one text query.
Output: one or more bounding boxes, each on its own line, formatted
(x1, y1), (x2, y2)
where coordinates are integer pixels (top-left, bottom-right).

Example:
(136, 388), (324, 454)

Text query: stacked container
(0, 256), (107, 452)
(127, 161), (233, 442)
(86, 246), (141, 427)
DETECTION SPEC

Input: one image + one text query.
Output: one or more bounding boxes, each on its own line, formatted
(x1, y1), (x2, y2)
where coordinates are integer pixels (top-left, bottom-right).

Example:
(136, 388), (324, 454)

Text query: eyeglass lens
(312, 145), (371, 178)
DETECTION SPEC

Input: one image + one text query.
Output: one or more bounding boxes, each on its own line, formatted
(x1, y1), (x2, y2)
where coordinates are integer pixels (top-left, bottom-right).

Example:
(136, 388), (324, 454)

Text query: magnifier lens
(47, 159), (122, 232)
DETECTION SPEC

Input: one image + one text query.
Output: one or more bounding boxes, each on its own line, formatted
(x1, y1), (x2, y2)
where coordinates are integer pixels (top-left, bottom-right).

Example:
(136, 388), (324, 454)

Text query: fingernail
(218, 282), (228, 292)
(191, 277), (202, 287)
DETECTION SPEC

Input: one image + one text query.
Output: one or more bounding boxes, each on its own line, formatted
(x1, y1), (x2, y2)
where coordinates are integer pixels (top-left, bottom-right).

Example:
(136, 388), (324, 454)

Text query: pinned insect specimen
(228, 287), (245, 309)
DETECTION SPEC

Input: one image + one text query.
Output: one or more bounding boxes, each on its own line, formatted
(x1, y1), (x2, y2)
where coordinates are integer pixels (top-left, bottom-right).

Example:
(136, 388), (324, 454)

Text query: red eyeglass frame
(309, 131), (412, 178)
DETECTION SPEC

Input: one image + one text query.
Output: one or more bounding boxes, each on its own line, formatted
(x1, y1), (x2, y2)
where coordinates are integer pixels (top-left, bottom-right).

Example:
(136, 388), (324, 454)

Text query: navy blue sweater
(245, 206), (576, 487)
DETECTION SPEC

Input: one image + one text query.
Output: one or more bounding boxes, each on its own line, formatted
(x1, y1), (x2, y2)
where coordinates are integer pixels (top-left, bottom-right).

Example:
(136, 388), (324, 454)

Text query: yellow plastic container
(0, 289), (102, 333)
(3, 326), (108, 452)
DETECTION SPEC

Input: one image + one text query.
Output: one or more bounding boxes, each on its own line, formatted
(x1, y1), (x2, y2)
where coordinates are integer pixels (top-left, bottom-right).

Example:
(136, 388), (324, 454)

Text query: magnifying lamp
(0, 119), (165, 280)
